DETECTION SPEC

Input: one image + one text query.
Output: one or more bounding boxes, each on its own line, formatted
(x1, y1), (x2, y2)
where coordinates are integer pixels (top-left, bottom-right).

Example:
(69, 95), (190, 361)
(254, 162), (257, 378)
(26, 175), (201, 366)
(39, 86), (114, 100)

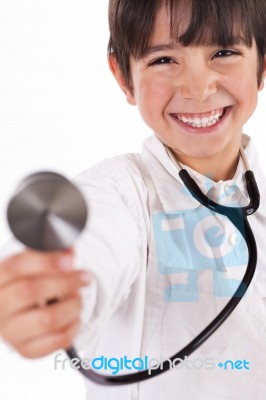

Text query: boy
(1, 0), (266, 399)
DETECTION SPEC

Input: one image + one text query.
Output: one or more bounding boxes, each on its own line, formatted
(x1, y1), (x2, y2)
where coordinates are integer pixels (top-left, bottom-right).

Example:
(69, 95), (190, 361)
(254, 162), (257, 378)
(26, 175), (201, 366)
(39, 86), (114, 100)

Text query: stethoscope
(6, 145), (260, 385)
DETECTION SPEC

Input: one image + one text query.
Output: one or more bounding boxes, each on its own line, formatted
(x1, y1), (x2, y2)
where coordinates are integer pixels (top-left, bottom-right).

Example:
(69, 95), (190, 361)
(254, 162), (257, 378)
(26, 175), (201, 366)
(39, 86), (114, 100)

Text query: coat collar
(141, 134), (266, 217)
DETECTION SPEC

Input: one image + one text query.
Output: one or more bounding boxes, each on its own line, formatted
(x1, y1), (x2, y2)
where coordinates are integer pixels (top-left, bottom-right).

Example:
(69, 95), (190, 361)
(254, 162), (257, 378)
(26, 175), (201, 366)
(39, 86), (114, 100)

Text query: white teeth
(187, 119), (219, 129)
(176, 108), (225, 128)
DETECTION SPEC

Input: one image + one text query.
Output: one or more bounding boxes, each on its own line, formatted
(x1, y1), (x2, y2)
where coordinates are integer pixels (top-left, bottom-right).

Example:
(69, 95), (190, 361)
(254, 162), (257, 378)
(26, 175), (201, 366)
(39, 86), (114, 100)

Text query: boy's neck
(184, 155), (239, 182)
(172, 140), (241, 183)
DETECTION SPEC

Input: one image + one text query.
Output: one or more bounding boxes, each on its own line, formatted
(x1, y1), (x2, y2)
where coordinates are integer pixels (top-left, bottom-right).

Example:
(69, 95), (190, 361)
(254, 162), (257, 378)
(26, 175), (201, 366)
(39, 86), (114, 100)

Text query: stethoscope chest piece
(7, 171), (88, 251)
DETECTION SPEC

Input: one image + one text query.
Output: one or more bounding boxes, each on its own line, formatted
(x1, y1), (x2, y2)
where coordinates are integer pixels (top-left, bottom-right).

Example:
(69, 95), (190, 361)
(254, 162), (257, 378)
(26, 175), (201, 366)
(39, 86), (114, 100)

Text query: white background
(0, 1), (265, 399)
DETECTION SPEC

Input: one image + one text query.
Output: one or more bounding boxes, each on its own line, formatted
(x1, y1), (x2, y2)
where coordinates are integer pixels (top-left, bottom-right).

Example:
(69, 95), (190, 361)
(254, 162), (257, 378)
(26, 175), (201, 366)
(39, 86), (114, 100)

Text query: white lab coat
(1, 134), (266, 399)
(70, 133), (266, 400)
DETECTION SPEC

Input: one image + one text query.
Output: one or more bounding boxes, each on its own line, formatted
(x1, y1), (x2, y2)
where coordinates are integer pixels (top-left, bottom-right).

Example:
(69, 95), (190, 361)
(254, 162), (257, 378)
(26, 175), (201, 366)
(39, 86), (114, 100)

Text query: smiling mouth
(171, 107), (229, 129)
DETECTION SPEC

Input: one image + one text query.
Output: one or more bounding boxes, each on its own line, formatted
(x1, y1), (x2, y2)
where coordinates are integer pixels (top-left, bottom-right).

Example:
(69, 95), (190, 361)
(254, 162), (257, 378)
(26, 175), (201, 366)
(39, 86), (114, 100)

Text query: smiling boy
(0, 1), (266, 399)
(109, 0), (265, 182)
(87, 0), (266, 398)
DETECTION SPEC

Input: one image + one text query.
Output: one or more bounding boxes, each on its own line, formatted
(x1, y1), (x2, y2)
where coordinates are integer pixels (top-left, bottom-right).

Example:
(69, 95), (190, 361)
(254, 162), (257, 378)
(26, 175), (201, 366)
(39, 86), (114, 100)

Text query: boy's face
(110, 7), (266, 165)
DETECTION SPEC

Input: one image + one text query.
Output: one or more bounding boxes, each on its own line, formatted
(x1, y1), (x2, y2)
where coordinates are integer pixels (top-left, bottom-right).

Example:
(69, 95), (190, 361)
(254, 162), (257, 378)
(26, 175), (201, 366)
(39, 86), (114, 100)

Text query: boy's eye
(149, 57), (175, 66)
(212, 49), (240, 59)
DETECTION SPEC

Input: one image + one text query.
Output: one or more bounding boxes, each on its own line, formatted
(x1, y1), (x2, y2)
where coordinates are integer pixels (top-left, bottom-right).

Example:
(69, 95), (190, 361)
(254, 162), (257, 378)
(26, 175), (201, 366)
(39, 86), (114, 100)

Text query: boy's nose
(179, 65), (218, 101)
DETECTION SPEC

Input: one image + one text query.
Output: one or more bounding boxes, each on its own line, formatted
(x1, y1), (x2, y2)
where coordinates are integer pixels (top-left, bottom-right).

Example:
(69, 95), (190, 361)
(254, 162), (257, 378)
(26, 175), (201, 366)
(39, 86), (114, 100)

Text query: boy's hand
(0, 248), (91, 358)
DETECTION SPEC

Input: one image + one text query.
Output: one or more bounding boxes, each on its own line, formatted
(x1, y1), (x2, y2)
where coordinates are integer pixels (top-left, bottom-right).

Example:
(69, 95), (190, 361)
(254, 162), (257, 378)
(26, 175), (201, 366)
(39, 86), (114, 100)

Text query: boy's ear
(258, 56), (266, 91)
(108, 54), (136, 105)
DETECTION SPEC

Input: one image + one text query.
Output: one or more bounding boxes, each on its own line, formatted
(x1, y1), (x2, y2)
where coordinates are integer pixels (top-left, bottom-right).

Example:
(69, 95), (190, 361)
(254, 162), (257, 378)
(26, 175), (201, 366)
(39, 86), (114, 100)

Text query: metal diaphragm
(7, 171), (88, 251)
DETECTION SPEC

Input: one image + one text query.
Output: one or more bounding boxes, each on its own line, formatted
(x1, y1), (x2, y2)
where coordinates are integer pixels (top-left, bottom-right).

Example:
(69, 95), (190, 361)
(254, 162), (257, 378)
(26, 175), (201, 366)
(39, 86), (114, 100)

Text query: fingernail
(58, 255), (73, 271)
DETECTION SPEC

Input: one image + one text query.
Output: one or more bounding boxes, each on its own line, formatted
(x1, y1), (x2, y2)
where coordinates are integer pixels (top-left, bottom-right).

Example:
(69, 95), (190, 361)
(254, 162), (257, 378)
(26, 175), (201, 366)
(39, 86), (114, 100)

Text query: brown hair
(108, 0), (266, 89)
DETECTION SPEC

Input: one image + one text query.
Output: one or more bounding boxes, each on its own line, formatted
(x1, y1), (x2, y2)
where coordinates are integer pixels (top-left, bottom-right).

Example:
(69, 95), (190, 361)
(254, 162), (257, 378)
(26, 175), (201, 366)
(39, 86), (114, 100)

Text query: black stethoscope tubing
(66, 147), (260, 385)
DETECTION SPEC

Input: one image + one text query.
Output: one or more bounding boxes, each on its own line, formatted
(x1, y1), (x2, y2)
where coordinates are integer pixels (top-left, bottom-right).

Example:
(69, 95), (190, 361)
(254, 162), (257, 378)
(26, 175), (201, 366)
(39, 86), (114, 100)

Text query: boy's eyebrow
(142, 42), (178, 57)
(141, 38), (249, 58)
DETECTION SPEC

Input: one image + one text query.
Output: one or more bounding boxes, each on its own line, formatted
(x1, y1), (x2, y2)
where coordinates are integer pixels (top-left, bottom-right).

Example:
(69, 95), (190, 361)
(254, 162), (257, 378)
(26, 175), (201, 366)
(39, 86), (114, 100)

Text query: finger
(0, 270), (91, 323)
(0, 248), (74, 288)
(1, 294), (82, 346)
(16, 318), (81, 359)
